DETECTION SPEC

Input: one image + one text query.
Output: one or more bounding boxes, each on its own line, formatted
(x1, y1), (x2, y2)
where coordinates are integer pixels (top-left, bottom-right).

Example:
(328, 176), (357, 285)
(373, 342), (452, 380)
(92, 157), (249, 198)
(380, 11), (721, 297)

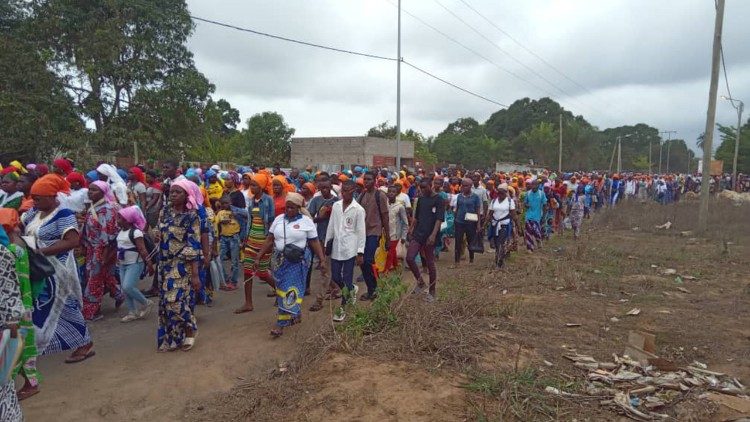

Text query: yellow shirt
(216, 209), (240, 236)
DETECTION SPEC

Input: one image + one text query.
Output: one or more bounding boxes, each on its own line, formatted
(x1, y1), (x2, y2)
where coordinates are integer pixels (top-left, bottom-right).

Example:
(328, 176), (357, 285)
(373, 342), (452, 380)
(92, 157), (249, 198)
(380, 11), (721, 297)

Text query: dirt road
(20, 273), (335, 421)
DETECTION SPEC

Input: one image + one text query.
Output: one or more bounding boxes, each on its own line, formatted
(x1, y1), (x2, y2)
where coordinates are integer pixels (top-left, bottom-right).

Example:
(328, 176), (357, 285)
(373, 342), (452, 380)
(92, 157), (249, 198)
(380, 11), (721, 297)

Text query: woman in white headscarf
(96, 163), (128, 206)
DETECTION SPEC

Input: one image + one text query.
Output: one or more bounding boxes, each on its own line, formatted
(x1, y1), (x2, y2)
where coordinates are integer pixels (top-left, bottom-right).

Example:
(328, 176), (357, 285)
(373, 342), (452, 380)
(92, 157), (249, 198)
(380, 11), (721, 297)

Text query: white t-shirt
(58, 188), (88, 213)
(117, 229), (144, 265)
(489, 197), (515, 224)
(378, 186), (411, 209)
(269, 214), (318, 251)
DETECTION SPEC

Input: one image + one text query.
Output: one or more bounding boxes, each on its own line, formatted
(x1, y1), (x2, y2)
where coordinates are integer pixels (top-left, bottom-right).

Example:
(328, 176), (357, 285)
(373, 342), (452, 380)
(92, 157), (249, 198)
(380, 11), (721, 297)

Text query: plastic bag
(396, 241), (407, 259)
(563, 217), (572, 230)
(209, 257), (225, 291)
(374, 236), (388, 273)
(468, 231), (485, 254)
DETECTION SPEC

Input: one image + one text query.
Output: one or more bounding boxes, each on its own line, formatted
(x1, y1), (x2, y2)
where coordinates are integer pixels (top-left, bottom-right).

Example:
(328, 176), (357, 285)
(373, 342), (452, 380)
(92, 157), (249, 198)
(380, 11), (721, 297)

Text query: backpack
(129, 228), (158, 264)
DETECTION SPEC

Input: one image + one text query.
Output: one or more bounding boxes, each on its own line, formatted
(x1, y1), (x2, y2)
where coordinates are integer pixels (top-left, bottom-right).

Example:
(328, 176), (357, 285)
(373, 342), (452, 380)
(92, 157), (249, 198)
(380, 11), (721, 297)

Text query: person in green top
(0, 172), (24, 210)
(0, 209), (40, 400)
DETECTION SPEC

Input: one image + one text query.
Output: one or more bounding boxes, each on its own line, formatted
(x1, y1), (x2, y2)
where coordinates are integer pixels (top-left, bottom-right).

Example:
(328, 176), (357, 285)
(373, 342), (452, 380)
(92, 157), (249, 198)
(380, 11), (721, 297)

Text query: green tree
(0, 0), (84, 163)
(715, 122), (750, 174)
(366, 122), (437, 166)
(239, 112), (295, 166)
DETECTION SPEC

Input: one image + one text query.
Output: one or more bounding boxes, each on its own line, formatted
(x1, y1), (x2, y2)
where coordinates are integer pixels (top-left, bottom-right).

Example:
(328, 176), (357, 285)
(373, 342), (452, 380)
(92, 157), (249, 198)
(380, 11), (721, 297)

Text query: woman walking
(569, 185), (586, 240)
(0, 225), (24, 421)
(81, 181), (123, 321)
(235, 176), (275, 313)
(22, 174), (95, 364)
(157, 180), (202, 352)
(0, 209), (40, 401)
(116, 206), (155, 322)
(485, 184), (519, 268)
(253, 193), (326, 337)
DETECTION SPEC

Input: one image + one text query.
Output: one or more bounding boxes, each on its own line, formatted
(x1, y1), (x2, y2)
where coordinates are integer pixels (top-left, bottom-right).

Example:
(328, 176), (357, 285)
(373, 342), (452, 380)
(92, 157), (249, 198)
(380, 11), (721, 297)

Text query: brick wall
(291, 137), (414, 170)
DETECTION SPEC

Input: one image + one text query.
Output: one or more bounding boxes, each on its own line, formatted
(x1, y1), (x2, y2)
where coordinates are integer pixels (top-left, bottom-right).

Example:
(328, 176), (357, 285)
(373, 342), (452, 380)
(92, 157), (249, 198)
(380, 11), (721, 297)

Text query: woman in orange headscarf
(271, 175), (290, 217)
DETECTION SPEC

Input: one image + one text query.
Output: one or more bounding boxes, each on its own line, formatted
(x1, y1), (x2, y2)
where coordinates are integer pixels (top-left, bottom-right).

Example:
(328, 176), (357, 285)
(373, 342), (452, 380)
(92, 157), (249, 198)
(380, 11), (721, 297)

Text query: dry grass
(186, 200), (750, 421)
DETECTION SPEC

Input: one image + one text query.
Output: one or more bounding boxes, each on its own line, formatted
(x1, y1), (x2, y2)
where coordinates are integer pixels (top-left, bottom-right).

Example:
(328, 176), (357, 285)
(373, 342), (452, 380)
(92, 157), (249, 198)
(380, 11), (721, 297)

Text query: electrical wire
(720, 45), (737, 110)
(191, 16), (397, 62)
(191, 15), (508, 108)
(402, 60), (507, 107)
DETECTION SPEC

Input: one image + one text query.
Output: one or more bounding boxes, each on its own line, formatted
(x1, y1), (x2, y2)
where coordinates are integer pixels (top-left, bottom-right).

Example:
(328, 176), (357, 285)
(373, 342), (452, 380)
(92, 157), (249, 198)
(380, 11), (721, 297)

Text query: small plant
(337, 273), (407, 342)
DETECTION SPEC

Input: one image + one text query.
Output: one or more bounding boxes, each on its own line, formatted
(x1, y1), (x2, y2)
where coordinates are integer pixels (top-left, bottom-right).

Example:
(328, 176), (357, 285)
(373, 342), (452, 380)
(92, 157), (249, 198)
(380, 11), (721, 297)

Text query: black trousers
(454, 221), (477, 263)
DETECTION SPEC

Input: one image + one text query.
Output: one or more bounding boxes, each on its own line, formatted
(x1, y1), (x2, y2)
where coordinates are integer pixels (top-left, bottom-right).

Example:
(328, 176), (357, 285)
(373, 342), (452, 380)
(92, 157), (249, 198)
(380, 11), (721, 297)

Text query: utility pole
(648, 136), (652, 174)
(660, 130), (677, 173)
(722, 96), (744, 191)
(395, 0), (402, 170)
(617, 136), (622, 173)
(699, 0), (725, 232)
(732, 101), (743, 191)
(658, 139), (663, 174)
(558, 113), (562, 173)
(608, 141), (617, 173)
(133, 140), (139, 165)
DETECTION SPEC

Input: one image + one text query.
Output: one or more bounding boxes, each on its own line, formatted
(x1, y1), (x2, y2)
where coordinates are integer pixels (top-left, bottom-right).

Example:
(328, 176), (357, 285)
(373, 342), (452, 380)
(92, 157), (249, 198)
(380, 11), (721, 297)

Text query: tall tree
(0, 0), (84, 163)
(714, 122), (750, 173)
(239, 112), (295, 166)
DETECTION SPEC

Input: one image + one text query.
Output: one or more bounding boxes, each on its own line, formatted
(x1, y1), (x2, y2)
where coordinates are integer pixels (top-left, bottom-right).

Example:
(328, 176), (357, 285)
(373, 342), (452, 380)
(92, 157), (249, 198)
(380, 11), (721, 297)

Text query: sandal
(309, 296), (324, 312)
(182, 336), (196, 352)
(65, 344), (96, 363)
(266, 290), (277, 298)
(16, 386), (39, 401)
(270, 328), (284, 338)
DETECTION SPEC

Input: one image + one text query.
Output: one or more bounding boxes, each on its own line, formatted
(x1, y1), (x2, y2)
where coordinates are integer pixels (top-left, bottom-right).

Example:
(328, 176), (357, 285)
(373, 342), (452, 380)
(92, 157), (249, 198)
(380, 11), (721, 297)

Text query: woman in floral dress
(157, 180), (202, 352)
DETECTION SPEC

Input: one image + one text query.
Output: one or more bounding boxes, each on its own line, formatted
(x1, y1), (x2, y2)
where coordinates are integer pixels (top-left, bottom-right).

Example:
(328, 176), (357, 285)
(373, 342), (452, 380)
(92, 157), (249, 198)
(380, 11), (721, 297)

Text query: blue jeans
(119, 261), (147, 312)
(360, 235), (381, 296)
(331, 257), (356, 305)
(220, 234), (241, 284)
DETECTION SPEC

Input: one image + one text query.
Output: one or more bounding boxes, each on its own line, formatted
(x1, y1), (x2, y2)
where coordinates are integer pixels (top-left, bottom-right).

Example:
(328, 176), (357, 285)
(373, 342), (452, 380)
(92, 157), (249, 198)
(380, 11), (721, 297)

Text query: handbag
(468, 231), (485, 254)
(282, 218), (305, 264)
(24, 238), (55, 283)
(464, 212), (479, 222)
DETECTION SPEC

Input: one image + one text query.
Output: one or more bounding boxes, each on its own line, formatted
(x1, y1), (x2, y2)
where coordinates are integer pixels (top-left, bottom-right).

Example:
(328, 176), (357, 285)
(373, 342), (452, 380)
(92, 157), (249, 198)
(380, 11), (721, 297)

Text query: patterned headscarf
(90, 180), (114, 202)
(172, 179), (200, 210)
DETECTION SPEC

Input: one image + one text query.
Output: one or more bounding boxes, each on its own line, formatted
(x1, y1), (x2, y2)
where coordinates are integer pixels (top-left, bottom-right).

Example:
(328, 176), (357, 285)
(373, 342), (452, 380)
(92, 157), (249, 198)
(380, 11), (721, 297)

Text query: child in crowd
(116, 206), (155, 322)
(217, 195), (241, 289)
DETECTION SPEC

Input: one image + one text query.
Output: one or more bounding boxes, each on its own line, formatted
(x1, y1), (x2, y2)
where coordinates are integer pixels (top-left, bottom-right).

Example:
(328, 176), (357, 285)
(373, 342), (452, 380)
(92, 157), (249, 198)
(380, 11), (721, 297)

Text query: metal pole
(666, 132), (672, 173)
(395, 0), (402, 170)
(558, 113), (562, 173)
(732, 101), (743, 191)
(699, 0), (725, 232)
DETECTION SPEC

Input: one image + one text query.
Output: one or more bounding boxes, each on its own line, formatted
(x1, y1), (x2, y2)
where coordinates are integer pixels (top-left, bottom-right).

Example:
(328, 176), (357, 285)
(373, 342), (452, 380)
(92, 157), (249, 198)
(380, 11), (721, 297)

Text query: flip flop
(182, 336), (196, 352)
(65, 349), (96, 364)
(270, 328), (283, 338)
(16, 387), (39, 401)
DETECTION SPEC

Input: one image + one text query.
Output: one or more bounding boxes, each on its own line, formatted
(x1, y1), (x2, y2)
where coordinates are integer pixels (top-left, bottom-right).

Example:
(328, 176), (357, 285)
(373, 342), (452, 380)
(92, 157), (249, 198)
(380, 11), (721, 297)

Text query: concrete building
(291, 136), (414, 172)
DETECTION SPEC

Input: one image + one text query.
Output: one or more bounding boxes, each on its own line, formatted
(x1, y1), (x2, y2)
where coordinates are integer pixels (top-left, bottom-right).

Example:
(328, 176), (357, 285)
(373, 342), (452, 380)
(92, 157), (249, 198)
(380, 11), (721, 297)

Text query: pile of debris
(551, 333), (748, 420)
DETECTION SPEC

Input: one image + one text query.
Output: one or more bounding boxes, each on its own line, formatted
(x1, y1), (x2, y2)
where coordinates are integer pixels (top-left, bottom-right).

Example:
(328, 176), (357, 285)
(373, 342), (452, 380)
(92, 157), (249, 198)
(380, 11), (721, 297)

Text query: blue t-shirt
(524, 190), (545, 223)
(455, 193), (481, 223)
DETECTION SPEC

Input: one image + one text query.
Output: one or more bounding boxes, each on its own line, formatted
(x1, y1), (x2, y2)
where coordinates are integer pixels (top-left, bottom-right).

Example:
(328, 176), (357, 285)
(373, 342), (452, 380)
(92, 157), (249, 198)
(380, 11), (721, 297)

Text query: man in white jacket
(325, 180), (366, 322)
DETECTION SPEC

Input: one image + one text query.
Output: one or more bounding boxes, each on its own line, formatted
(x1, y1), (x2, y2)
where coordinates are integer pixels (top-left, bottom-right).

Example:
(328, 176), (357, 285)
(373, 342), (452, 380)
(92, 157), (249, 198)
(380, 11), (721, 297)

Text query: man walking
(406, 177), (444, 302)
(357, 171), (390, 301)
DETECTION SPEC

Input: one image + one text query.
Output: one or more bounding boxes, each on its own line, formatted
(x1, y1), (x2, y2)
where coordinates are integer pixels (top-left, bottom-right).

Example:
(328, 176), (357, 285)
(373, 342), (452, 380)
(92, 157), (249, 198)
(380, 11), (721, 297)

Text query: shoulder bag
(282, 217), (306, 264)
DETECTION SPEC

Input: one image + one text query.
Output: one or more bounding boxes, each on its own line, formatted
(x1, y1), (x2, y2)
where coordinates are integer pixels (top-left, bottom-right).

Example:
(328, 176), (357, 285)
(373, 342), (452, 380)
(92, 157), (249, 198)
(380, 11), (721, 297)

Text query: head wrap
(252, 173), (271, 194)
(130, 166), (145, 184)
(35, 164), (49, 176)
(53, 158), (73, 175)
(86, 170), (99, 183)
(30, 174), (70, 196)
(272, 175), (295, 193)
(9, 160), (27, 174)
(302, 182), (316, 196)
(118, 206), (147, 231)
(171, 179), (200, 210)
(66, 171), (87, 188)
(497, 183), (509, 191)
(227, 171), (241, 186)
(0, 208), (20, 238)
(205, 169), (217, 180)
(116, 168), (128, 181)
(1, 167), (19, 180)
(96, 163), (128, 205)
(90, 180), (114, 202)
(285, 192), (311, 217)
(210, 164), (221, 172)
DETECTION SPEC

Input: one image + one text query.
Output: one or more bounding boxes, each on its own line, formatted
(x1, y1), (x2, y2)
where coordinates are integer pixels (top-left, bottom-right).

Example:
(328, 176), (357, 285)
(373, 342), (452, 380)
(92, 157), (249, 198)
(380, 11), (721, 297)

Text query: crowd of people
(0, 157), (743, 420)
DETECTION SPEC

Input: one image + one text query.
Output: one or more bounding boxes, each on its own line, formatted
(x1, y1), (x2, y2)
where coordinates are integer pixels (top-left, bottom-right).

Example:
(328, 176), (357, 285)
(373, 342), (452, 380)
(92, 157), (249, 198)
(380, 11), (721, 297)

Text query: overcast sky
(185, 0), (750, 155)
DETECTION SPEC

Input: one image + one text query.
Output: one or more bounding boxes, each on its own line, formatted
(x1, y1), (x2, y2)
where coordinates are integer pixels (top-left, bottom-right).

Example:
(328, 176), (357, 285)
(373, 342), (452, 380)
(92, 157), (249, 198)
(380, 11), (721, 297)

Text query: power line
(432, 0), (576, 101)
(720, 45), (737, 110)
(191, 15), (508, 108)
(457, 0), (598, 98)
(402, 60), (507, 107)
(191, 16), (397, 62)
